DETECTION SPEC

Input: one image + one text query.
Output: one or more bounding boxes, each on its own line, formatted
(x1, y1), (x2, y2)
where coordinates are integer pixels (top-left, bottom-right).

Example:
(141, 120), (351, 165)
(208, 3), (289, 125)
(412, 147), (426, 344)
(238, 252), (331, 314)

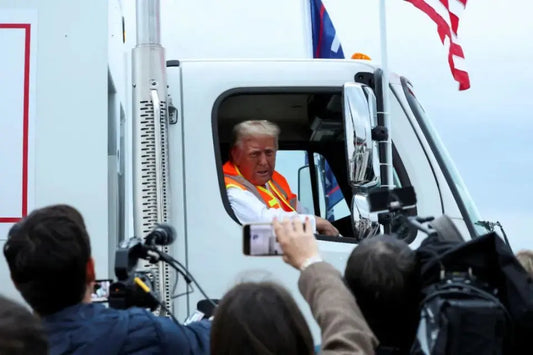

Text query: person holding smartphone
(211, 217), (377, 354)
(223, 120), (339, 236)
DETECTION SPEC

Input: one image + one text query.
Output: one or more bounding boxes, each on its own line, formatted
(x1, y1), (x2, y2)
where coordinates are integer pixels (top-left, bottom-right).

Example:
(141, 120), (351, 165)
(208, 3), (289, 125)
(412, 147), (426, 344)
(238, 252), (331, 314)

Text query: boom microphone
(145, 223), (176, 246)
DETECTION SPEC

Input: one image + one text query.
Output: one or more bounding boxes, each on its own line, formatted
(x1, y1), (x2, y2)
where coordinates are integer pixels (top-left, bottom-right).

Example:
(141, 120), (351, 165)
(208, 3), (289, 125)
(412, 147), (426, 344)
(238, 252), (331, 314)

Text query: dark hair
(344, 235), (418, 350)
(0, 295), (48, 355)
(3, 204), (91, 315)
(211, 282), (314, 355)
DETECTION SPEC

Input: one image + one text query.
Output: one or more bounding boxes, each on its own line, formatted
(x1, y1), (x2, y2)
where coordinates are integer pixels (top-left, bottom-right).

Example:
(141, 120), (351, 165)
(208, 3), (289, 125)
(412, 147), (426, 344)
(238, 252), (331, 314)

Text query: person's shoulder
(117, 308), (180, 353)
(123, 306), (163, 328)
(123, 308), (209, 337)
(126, 309), (211, 354)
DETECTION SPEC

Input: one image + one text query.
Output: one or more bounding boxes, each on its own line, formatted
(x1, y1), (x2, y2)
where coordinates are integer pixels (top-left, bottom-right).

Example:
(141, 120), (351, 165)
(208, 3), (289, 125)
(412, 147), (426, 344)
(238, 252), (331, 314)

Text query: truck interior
(213, 88), (417, 241)
(214, 89), (357, 239)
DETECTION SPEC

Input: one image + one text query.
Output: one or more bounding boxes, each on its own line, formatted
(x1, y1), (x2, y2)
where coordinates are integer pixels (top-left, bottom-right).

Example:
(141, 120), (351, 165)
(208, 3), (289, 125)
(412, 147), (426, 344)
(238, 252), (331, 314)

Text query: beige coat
(299, 262), (378, 355)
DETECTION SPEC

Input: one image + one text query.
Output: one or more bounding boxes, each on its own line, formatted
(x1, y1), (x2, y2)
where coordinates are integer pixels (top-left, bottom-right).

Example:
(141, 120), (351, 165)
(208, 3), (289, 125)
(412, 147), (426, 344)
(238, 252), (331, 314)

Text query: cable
(158, 299), (180, 326)
(496, 221), (512, 251)
(155, 251), (217, 309)
(131, 244), (217, 315)
(170, 259), (217, 308)
(133, 277), (180, 324)
(172, 282), (194, 300)
(476, 220), (512, 249)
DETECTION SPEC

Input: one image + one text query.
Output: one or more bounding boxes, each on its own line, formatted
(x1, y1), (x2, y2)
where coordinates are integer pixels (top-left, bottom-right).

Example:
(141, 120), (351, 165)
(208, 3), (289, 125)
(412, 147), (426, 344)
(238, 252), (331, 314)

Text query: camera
(107, 223), (216, 319)
(367, 186), (434, 242)
(108, 224), (176, 311)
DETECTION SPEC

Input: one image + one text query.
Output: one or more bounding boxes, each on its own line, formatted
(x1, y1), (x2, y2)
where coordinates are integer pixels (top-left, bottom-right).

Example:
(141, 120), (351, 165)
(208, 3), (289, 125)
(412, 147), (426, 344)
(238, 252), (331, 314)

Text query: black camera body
(367, 186), (435, 242)
(108, 235), (163, 311)
(109, 273), (159, 311)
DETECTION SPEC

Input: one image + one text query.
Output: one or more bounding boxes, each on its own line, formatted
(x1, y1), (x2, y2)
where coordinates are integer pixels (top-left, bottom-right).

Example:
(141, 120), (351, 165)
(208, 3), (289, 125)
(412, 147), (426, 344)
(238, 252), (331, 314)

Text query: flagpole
(379, 0), (393, 190)
(303, 0), (314, 57)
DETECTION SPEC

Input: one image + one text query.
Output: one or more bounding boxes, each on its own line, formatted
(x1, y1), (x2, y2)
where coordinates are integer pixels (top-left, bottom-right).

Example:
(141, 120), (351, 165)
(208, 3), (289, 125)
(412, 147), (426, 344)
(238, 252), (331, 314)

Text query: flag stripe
(449, 12), (459, 35)
(446, 0), (467, 20)
(406, 0), (470, 90)
(316, 4), (326, 58)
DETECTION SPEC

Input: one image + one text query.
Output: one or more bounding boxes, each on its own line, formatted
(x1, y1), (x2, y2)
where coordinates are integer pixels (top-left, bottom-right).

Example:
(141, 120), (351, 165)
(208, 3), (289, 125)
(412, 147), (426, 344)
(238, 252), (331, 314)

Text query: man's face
(231, 135), (277, 186)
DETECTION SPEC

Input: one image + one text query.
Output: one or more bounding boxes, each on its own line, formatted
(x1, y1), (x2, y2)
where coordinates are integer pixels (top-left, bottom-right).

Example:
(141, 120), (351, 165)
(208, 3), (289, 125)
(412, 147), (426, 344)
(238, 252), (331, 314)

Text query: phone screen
(243, 223), (283, 256)
(92, 279), (112, 303)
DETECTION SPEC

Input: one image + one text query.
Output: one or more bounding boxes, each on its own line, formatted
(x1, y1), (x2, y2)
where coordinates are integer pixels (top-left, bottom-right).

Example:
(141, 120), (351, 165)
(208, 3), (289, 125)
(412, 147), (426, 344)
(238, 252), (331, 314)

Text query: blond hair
(516, 250), (533, 276)
(232, 120), (280, 148)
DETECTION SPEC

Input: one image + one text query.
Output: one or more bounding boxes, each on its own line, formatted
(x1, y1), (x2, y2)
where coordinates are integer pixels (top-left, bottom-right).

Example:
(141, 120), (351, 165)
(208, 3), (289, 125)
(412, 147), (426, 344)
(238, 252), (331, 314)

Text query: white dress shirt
(227, 187), (317, 232)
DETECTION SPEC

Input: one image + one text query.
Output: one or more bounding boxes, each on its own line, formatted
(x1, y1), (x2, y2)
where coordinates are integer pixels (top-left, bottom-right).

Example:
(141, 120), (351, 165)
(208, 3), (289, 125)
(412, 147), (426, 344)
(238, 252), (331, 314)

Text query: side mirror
(297, 164), (314, 213)
(351, 193), (380, 240)
(343, 83), (380, 188)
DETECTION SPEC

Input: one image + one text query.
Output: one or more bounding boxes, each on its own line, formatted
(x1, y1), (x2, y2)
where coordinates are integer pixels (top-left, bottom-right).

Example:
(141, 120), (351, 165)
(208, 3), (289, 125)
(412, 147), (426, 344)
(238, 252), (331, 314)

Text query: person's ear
(86, 258), (96, 283)
(230, 145), (240, 163)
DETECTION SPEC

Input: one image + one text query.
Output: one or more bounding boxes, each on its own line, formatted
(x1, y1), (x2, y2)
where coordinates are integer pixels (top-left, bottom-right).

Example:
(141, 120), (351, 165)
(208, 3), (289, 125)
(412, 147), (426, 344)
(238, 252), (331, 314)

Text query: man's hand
(315, 216), (340, 236)
(273, 217), (319, 270)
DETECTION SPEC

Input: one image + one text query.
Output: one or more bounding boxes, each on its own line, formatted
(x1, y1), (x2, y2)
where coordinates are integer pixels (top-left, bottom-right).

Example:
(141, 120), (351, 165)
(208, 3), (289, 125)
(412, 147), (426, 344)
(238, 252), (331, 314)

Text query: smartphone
(243, 223), (283, 256)
(91, 279), (112, 303)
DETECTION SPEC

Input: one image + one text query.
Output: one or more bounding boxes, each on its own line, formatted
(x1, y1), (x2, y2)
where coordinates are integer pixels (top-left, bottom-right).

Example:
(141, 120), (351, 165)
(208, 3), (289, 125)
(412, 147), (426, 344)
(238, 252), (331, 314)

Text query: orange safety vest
(223, 161), (298, 212)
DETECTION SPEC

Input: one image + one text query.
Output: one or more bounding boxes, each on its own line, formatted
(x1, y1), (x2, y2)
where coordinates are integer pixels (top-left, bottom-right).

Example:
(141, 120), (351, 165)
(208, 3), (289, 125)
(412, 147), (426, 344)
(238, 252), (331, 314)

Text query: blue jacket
(42, 303), (211, 355)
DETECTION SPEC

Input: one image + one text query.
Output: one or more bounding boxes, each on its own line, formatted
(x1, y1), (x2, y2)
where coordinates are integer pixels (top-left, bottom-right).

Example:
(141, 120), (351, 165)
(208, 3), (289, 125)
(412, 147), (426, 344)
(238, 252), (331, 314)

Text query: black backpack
(410, 265), (510, 355)
(410, 216), (533, 355)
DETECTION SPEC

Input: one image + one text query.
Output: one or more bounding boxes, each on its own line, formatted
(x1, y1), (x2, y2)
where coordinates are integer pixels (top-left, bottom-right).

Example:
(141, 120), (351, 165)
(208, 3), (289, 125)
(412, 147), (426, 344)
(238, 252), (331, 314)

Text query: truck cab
(163, 58), (483, 336)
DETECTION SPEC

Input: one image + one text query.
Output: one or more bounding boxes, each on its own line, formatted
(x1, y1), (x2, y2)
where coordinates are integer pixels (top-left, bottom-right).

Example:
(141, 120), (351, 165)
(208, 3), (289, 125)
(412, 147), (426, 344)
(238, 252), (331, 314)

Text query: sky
(149, 0), (533, 251)
(334, 0), (533, 252)
(325, 0), (533, 251)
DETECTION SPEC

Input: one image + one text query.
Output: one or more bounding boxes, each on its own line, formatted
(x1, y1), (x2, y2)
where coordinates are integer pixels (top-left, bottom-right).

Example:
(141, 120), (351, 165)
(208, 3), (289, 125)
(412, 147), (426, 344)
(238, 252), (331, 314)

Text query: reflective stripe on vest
(268, 179), (298, 211)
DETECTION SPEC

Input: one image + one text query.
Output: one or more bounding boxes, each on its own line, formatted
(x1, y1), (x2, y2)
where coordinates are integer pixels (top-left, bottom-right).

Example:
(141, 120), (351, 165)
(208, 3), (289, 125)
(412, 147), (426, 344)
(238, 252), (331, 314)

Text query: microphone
(145, 223), (176, 246)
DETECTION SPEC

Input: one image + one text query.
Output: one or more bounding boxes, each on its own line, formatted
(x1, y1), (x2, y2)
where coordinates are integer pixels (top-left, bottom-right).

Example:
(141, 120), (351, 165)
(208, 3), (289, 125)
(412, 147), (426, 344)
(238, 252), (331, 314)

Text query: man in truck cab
(223, 120), (339, 236)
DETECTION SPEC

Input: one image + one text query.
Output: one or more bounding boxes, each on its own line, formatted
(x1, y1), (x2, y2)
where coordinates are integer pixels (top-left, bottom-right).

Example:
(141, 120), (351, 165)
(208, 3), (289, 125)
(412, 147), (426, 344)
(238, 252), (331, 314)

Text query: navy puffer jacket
(42, 303), (210, 355)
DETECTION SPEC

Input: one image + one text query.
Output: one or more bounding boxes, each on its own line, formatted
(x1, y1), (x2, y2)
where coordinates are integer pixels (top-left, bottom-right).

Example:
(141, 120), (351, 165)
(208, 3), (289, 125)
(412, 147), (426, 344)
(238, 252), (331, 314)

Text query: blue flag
(323, 160), (343, 220)
(310, 0), (344, 59)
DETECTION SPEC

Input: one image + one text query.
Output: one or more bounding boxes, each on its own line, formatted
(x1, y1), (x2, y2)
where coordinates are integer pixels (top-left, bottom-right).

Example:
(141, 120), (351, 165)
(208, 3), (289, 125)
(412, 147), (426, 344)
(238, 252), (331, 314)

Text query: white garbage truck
(0, 0), (485, 341)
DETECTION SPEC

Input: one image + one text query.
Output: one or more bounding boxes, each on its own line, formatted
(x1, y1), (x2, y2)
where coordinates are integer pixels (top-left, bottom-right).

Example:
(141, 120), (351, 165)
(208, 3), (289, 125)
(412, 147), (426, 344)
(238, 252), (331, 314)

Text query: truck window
(213, 89), (412, 240)
(276, 150), (350, 222)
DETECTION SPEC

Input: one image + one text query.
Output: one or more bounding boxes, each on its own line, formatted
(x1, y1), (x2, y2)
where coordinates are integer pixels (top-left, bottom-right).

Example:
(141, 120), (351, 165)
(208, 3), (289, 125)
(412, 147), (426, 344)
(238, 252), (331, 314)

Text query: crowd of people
(1, 120), (532, 355)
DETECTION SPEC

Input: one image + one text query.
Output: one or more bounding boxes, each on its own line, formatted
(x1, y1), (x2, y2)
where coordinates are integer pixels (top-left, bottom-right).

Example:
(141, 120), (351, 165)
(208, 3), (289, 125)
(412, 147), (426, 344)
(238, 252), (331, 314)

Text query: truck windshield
(400, 78), (485, 237)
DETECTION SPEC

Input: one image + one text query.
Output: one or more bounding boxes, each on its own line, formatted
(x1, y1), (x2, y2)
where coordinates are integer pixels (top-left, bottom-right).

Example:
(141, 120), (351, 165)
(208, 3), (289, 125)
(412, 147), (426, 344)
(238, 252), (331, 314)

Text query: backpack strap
(428, 215), (464, 242)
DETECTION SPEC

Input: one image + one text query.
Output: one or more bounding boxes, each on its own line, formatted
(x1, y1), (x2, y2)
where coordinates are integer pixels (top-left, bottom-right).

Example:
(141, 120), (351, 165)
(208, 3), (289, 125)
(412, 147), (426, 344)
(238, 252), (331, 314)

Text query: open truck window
(213, 89), (415, 241)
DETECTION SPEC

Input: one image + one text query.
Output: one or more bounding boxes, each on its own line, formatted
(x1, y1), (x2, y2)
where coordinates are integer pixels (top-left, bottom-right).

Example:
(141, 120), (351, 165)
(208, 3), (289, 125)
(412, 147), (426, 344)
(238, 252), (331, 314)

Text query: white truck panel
(0, 0), (126, 300)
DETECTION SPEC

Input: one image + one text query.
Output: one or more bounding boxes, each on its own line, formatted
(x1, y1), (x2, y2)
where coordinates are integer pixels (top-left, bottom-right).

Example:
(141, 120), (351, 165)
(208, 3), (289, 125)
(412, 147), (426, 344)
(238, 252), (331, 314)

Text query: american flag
(405, 0), (470, 90)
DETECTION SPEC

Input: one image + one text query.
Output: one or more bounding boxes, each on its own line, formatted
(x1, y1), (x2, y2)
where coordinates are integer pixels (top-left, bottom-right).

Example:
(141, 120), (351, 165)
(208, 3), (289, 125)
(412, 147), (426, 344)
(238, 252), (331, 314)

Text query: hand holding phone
(243, 223), (282, 256)
(273, 217), (319, 270)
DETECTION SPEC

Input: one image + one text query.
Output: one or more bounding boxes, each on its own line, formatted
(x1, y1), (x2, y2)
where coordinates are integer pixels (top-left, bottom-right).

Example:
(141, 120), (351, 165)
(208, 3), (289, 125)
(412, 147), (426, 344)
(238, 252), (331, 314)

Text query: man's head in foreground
(230, 120), (280, 186)
(344, 235), (419, 349)
(0, 295), (48, 355)
(4, 204), (94, 316)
